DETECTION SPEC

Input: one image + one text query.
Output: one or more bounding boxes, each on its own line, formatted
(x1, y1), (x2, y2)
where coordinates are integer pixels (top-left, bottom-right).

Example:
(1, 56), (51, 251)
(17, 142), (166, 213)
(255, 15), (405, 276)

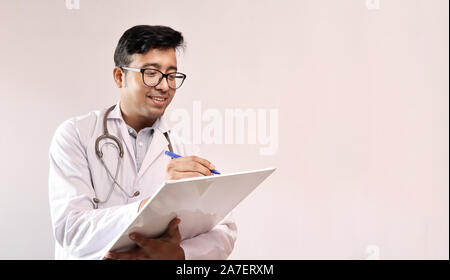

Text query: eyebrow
(140, 62), (178, 72)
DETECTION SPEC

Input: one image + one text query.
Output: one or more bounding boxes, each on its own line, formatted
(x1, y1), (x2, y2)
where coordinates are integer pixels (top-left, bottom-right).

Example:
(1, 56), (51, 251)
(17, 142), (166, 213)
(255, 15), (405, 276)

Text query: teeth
(151, 97), (165, 101)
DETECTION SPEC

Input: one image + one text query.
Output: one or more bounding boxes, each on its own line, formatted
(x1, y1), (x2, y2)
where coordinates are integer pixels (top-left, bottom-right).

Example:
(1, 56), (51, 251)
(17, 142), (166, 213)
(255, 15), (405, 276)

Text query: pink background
(0, 0), (448, 259)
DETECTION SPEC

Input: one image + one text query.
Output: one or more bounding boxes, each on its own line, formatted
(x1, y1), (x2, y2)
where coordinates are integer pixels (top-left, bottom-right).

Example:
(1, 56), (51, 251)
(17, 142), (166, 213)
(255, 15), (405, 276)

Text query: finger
(129, 232), (151, 248)
(167, 159), (209, 177)
(173, 160), (211, 176)
(188, 155), (215, 170)
(105, 249), (140, 260)
(171, 171), (205, 180)
(162, 218), (182, 242)
(174, 156), (215, 170)
(168, 217), (181, 229)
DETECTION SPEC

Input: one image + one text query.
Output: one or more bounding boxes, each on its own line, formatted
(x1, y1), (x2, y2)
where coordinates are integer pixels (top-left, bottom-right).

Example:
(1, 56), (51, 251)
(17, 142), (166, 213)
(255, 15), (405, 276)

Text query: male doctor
(48, 25), (237, 260)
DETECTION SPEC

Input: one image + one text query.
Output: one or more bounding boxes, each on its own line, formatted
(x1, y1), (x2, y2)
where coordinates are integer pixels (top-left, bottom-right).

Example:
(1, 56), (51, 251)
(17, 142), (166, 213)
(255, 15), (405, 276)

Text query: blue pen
(165, 151), (221, 175)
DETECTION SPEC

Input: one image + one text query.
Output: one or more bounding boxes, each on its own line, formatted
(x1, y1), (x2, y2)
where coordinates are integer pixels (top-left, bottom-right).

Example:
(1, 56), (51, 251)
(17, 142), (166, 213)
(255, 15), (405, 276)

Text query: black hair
(114, 25), (184, 67)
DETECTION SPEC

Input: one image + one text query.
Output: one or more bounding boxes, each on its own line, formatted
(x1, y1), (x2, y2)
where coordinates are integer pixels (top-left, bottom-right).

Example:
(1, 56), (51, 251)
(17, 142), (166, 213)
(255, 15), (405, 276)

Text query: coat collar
(107, 101), (171, 134)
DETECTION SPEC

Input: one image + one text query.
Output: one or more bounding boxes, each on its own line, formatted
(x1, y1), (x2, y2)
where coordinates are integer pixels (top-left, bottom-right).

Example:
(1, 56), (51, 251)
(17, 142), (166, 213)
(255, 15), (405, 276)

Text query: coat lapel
(137, 130), (168, 179)
(137, 115), (171, 179)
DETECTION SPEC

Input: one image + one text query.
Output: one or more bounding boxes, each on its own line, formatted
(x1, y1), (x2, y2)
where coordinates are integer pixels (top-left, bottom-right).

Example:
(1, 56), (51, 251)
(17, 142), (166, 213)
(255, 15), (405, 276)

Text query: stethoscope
(92, 105), (173, 208)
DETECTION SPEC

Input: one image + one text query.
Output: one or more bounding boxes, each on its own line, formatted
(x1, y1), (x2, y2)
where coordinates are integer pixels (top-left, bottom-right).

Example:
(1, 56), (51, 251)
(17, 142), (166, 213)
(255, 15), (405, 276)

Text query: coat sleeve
(180, 212), (238, 260)
(48, 119), (140, 259)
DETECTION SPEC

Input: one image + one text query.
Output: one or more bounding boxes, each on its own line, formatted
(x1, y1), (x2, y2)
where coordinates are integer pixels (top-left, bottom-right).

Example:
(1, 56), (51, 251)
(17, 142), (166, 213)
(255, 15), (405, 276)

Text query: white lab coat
(48, 102), (237, 260)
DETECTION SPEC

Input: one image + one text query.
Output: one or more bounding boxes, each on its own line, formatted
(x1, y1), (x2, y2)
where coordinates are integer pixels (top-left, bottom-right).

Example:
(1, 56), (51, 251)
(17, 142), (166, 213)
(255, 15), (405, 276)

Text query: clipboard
(102, 167), (276, 256)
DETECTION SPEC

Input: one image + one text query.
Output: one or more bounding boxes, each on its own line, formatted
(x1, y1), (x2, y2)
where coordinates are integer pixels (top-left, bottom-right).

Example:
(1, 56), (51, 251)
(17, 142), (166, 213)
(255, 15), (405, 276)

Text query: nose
(155, 76), (170, 92)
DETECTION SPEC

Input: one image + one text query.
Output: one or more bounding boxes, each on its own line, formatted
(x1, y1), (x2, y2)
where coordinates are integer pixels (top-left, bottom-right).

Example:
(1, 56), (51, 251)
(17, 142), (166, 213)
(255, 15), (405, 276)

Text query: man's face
(120, 48), (178, 120)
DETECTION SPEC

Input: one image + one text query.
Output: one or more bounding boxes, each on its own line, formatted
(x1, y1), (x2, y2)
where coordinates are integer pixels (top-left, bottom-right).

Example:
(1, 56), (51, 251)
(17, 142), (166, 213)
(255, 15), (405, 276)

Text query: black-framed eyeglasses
(121, 66), (187, 89)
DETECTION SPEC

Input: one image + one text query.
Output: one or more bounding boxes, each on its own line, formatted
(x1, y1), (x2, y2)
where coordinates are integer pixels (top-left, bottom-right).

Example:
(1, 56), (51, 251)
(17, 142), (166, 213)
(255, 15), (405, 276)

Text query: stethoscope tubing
(92, 105), (172, 208)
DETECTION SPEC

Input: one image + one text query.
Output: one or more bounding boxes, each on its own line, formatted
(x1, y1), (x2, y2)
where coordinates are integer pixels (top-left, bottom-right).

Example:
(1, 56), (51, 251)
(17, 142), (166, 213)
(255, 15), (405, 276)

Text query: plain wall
(0, 0), (448, 259)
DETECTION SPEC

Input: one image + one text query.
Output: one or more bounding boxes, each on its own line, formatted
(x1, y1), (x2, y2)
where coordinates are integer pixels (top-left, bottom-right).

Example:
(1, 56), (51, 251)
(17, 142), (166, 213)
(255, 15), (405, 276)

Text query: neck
(120, 104), (156, 133)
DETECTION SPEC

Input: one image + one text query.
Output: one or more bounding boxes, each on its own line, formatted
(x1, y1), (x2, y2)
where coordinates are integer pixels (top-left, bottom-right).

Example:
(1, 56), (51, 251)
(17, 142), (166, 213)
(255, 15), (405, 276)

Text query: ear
(113, 66), (125, 88)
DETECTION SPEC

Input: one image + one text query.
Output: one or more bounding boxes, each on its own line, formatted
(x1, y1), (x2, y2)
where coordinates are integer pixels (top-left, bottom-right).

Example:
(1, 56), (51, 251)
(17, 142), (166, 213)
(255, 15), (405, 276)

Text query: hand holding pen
(165, 151), (221, 180)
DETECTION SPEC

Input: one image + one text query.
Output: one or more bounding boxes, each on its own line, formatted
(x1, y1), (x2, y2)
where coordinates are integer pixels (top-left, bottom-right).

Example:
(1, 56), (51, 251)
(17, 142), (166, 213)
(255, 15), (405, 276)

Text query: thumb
(162, 218), (181, 242)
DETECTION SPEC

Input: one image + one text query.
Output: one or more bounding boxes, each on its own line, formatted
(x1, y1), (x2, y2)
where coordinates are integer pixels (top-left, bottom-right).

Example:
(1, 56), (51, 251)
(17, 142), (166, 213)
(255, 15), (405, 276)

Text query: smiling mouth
(148, 96), (168, 106)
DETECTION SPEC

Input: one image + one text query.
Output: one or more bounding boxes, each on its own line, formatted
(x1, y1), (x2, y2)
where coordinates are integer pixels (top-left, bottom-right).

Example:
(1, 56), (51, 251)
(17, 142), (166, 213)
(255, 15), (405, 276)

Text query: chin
(145, 107), (166, 119)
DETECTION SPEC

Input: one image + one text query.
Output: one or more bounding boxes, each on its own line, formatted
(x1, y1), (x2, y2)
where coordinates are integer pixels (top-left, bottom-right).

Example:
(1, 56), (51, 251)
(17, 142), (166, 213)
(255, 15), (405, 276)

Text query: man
(48, 25), (237, 260)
